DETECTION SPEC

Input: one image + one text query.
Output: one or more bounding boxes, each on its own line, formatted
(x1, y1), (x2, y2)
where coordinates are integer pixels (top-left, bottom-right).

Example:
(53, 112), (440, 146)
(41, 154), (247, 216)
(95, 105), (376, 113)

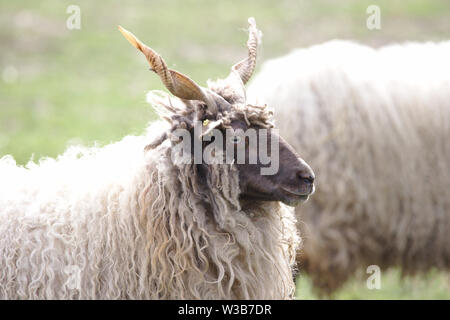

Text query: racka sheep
(248, 40), (450, 294)
(0, 18), (315, 299)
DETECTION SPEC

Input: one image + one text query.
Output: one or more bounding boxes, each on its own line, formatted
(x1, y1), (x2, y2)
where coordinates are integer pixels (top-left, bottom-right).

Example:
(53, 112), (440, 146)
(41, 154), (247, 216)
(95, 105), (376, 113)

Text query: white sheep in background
(248, 40), (450, 294)
(0, 19), (317, 299)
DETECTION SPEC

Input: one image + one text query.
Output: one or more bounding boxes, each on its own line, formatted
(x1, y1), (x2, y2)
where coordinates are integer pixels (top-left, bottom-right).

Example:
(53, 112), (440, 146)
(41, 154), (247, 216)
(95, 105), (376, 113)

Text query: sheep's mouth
(280, 187), (311, 206)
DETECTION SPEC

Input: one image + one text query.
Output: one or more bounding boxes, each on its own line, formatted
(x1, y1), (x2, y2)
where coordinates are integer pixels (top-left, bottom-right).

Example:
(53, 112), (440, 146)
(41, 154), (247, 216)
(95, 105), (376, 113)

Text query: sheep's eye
(231, 136), (241, 144)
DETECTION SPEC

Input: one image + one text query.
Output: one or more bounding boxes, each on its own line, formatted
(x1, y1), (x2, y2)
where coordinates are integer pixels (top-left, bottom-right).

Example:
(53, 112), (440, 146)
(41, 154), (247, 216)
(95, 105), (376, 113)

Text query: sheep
(248, 40), (450, 294)
(0, 18), (315, 299)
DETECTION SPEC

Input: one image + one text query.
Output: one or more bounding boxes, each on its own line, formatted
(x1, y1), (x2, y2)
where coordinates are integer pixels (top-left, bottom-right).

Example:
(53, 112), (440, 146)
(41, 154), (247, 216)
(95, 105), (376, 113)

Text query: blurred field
(297, 269), (450, 300)
(0, 0), (449, 299)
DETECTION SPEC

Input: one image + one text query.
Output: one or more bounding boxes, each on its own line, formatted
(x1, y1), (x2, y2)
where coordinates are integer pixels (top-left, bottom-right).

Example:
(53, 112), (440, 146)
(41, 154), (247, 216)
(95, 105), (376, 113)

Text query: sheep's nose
(298, 169), (315, 184)
(297, 158), (315, 184)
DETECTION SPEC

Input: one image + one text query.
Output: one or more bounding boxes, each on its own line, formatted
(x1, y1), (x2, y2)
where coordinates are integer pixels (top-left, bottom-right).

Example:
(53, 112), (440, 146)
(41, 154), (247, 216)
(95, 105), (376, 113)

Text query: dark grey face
(230, 120), (314, 207)
(196, 118), (315, 207)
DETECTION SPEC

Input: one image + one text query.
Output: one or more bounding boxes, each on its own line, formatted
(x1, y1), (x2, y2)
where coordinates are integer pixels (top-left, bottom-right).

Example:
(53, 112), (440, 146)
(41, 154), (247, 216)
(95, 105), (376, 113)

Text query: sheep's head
(119, 18), (314, 207)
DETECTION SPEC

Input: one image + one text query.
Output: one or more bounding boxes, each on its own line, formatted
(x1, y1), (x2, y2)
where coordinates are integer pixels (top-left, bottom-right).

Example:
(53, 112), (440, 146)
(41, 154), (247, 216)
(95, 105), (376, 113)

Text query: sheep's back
(248, 40), (450, 292)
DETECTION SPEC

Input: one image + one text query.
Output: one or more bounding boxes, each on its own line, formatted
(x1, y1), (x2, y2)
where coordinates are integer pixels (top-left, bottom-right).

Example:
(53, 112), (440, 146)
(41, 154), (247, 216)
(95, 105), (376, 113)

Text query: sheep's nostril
(297, 170), (315, 184)
(296, 158), (315, 185)
(305, 176), (315, 184)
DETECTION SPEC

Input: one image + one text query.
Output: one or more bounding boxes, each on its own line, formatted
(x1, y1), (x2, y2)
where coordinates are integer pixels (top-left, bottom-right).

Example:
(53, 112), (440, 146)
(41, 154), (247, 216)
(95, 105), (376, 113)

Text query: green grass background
(0, 0), (449, 299)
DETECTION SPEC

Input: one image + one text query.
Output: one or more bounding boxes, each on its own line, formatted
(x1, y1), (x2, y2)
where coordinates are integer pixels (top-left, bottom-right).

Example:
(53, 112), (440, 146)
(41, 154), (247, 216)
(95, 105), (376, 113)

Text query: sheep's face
(120, 18), (314, 207)
(194, 105), (315, 207)
(231, 120), (314, 207)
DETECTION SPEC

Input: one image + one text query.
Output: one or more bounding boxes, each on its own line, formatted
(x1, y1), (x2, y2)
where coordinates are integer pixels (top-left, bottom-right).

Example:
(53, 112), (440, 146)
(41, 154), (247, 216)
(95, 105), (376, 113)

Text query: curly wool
(0, 89), (299, 299)
(248, 40), (450, 294)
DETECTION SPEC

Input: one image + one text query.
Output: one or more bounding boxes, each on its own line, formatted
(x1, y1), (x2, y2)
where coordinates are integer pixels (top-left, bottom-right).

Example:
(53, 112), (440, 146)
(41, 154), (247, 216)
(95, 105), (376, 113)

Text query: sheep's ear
(118, 26), (217, 113)
(199, 119), (223, 138)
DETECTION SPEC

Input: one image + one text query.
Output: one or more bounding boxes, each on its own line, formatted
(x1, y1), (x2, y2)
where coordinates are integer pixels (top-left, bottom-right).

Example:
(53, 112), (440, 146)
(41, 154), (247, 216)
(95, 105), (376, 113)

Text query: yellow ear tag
(203, 119), (210, 126)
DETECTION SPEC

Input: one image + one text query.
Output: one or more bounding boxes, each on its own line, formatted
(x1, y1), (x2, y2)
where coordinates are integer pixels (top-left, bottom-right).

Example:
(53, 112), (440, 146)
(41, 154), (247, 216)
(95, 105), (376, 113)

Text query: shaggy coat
(0, 94), (299, 299)
(0, 18), (303, 300)
(248, 40), (450, 293)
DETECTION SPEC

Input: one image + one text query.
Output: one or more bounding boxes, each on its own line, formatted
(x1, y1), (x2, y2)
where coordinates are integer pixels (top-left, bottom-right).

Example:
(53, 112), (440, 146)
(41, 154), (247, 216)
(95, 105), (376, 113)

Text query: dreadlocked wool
(0, 89), (299, 299)
(248, 40), (450, 294)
